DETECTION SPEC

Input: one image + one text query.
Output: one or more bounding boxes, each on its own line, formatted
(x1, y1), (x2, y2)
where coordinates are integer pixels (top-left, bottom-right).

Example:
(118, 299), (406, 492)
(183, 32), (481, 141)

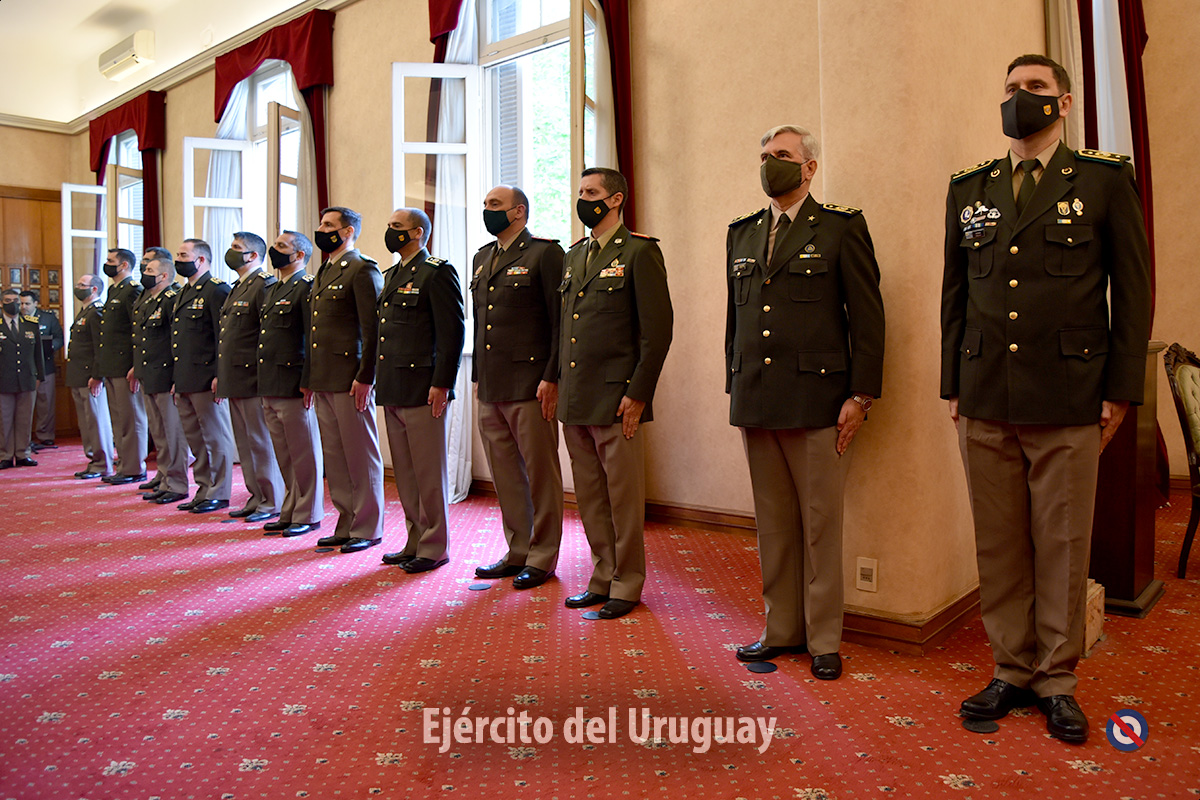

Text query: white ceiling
(0, 0), (314, 125)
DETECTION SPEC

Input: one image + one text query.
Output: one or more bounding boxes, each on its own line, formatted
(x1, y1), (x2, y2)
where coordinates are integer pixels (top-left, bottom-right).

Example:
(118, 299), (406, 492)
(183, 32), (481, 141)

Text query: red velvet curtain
(423, 1), (464, 227)
(1117, 0), (1155, 320)
(213, 9), (335, 211)
(598, 0), (634, 230)
(88, 91), (167, 247)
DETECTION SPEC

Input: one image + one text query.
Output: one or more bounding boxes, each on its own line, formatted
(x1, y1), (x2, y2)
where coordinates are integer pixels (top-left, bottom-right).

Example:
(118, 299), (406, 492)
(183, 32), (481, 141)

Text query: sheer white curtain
(592, 1), (618, 169)
(437, 0), (478, 504)
(205, 80), (248, 283)
(286, 66), (319, 257)
(1046, 0), (1087, 151)
(1091, 0), (1135, 161)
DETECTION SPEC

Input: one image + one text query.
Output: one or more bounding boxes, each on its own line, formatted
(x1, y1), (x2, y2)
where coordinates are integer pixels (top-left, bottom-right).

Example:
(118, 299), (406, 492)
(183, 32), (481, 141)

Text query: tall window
(108, 130), (144, 256)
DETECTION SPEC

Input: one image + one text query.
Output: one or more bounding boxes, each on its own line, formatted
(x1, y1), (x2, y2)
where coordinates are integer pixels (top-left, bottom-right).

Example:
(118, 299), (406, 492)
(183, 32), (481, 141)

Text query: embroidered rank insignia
(822, 203), (861, 216)
(599, 265), (625, 278)
(506, 267), (529, 276)
(1077, 148), (1130, 165)
(729, 208), (766, 226)
(629, 232), (659, 241)
(426, 257), (446, 267)
(950, 159), (997, 183)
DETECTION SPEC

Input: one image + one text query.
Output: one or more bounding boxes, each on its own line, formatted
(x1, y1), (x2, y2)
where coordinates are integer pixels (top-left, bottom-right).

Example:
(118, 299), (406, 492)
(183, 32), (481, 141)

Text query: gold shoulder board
(822, 203), (862, 216)
(1077, 148), (1130, 165)
(729, 208), (766, 226)
(629, 232), (660, 241)
(950, 159), (996, 183)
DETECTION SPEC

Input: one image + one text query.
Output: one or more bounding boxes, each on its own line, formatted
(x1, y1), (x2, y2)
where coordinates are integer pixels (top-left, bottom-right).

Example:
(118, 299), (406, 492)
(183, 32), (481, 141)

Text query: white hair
(760, 125), (820, 161)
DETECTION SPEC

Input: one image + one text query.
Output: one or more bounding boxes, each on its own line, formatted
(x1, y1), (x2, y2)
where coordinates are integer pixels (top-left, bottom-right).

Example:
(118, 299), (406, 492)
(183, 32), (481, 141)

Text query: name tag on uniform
(506, 266), (529, 276)
(599, 265), (624, 278)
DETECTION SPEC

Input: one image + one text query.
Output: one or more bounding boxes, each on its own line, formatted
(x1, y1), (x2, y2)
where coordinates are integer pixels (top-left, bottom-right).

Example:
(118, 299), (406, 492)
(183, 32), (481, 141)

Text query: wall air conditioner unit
(99, 30), (155, 81)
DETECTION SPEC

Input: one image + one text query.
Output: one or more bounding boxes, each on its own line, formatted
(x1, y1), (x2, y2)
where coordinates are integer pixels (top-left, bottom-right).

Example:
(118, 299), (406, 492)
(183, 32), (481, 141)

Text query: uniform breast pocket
(788, 259), (828, 302)
(961, 227), (997, 278)
(269, 308), (295, 328)
(184, 309), (206, 329)
(1044, 224), (1094, 276)
(733, 274), (751, 305)
(596, 277), (626, 312)
(387, 294), (420, 323)
(497, 274), (535, 306)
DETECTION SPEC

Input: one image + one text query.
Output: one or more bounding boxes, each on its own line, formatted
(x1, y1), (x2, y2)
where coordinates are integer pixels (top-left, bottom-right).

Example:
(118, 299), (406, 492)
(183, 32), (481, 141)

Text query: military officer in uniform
(558, 167), (673, 619)
(19, 291), (63, 451)
(0, 288), (44, 468)
(470, 185), (564, 589)
(93, 248), (148, 485)
(943, 55), (1151, 744)
(726, 125), (886, 680)
(218, 232), (284, 523)
(171, 239), (237, 514)
(65, 275), (114, 478)
(130, 253), (190, 505)
(375, 208), (465, 574)
(259, 231), (325, 538)
(302, 206), (385, 553)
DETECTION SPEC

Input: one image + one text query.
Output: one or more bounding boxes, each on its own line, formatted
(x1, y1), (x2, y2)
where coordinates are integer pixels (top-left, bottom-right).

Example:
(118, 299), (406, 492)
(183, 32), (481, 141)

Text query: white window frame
(60, 183), (107, 344)
(266, 100), (302, 239)
(106, 130), (144, 255)
(181, 136), (255, 240)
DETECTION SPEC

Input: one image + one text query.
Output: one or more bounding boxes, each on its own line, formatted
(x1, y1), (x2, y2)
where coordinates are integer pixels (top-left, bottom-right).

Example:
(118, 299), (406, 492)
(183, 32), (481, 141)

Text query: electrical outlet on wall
(856, 557), (878, 592)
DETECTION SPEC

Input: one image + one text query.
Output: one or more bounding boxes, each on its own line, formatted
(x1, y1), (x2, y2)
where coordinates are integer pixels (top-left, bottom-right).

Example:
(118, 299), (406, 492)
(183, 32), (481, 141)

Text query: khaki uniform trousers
(959, 417), (1100, 698)
(563, 423), (647, 602)
(384, 404), (451, 561)
(103, 376), (147, 477)
(33, 373), (55, 442)
(314, 391), (384, 541)
(230, 396), (284, 514)
(71, 386), (113, 474)
(262, 396), (325, 525)
(742, 426), (850, 656)
(175, 390), (235, 503)
(478, 398), (563, 572)
(145, 391), (190, 494)
(0, 391), (35, 462)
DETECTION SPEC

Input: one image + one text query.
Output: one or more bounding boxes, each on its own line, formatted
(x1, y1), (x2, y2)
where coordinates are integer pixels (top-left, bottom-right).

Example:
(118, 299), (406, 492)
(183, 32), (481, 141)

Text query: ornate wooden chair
(1163, 343), (1200, 578)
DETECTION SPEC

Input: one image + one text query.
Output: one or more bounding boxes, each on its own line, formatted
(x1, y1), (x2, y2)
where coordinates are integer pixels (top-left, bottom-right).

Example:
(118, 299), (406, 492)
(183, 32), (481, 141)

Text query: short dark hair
(511, 186), (531, 219)
(108, 248), (136, 270)
(282, 231), (313, 265)
(18, 290), (38, 302)
(581, 167), (628, 214)
(1006, 54), (1071, 94)
(183, 238), (213, 264)
(145, 246), (173, 263)
(2, 289), (18, 299)
(322, 206), (362, 238)
(233, 231), (267, 260)
(401, 208), (433, 247)
(84, 274), (105, 293)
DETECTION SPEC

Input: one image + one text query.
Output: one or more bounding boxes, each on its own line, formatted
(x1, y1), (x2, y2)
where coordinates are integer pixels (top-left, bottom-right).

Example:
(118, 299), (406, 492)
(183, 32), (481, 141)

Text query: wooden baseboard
(467, 480), (979, 653)
(1169, 476), (1195, 492)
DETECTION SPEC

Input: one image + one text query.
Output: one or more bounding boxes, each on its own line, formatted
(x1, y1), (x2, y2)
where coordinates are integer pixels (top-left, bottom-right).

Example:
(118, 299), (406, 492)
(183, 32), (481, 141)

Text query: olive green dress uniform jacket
(301, 249), (383, 393)
(376, 248), (465, 408)
(65, 302), (103, 388)
(36, 309), (63, 376)
(171, 271), (231, 394)
(95, 276), (142, 378)
(941, 143), (1152, 424)
(557, 224), (673, 425)
(1, 315), (45, 390)
(131, 286), (179, 395)
(471, 229), (563, 402)
(218, 269), (276, 398)
(725, 196), (885, 428)
(258, 272), (314, 398)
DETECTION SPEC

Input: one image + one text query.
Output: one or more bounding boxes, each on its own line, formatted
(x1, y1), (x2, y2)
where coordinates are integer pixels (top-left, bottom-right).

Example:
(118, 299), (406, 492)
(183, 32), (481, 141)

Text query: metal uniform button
(489, 286), (495, 292)
(805, 268), (812, 275)
(1009, 245), (1019, 254)
(1009, 343), (1018, 352)
(763, 305), (770, 312)
(973, 242), (980, 248)
(1083, 348), (1090, 355)
(487, 304), (493, 310)
(486, 344), (491, 350)
(577, 291), (584, 297)
(570, 361), (576, 368)
(572, 313), (579, 320)
(1009, 279), (1018, 288)
(764, 357), (771, 365)
(570, 337), (576, 344)
(762, 330), (770, 337)
(1009, 311), (1018, 320)
(1067, 237), (1074, 244)
(486, 324), (492, 330)
(820, 368), (826, 374)
(765, 278), (771, 285)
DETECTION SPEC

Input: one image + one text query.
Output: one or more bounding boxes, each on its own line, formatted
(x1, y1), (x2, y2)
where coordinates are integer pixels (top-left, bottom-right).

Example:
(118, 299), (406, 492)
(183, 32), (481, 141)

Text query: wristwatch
(851, 394), (873, 411)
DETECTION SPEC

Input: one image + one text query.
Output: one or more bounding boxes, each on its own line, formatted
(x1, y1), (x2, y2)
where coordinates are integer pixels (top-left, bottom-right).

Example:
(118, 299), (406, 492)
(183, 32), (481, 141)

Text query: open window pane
(118, 222), (143, 256)
(279, 182), (298, 233)
(487, 0), (570, 45)
(116, 132), (142, 170)
(280, 128), (300, 180)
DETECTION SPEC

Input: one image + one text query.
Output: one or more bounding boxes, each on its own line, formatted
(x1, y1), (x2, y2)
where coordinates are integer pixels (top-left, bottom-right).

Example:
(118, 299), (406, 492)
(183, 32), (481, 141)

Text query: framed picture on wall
(48, 288), (60, 305)
(8, 267), (20, 286)
(29, 268), (41, 286)
(47, 269), (59, 287)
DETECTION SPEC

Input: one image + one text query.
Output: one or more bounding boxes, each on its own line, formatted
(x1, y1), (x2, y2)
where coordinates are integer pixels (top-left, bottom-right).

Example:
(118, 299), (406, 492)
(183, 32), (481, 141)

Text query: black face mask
(483, 208), (513, 236)
(74, 287), (93, 302)
(140, 273), (161, 291)
(2, 301), (18, 316)
(268, 246), (295, 269)
(576, 196), (614, 229)
(385, 228), (416, 254)
(314, 229), (343, 254)
(760, 155), (809, 198)
(225, 248), (251, 270)
(174, 260), (199, 278)
(102, 262), (120, 278)
(1001, 89), (1062, 140)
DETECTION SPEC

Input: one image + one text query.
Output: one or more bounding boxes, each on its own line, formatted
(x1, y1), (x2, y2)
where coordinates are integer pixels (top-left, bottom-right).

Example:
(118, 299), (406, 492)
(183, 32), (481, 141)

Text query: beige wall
(0, 127), (73, 190)
(1144, 0), (1200, 479)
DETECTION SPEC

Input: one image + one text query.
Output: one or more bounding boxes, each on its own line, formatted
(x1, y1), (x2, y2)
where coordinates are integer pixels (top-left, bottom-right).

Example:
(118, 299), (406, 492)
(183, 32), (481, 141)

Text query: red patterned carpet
(1, 439), (1198, 799)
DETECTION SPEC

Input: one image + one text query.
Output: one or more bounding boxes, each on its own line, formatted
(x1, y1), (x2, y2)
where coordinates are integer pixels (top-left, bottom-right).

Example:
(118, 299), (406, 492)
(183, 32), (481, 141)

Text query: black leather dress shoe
(382, 551), (414, 566)
(1038, 695), (1089, 743)
(474, 560), (523, 579)
(105, 472), (146, 485)
(190, 499), (230, 514)
(178, 498), (202, 510)
(735, 641), (807, 663)
(340, 538), (382, 554)
(263, 520), (293, 532)
(29, 443), (42, 453)
(15, 458), (38, 467)
(282, 522), (320, 537)
(142, 490), (167, 502)
(227, 506), (255, 518)
(75, 470), (103, 479)
(598, 598), (639, 619)
(154, 492), (188, 504)
(810, 653), (843, 680)
(138, 478), (161, 491)
(403, 556), (449, 573)
(38, 440), (56, 449)
(0, 461), (12, 469)
(317, 534), (350, 547)
(564, 591), (608, 609)
(961, 679), (1038, 721)
(513, 567), (553, 589)
(245, 511), (278, 523)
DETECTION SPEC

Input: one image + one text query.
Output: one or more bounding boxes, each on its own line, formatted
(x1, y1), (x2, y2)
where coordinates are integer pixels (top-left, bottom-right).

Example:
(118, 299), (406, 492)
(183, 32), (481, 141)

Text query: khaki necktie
(586, 239), (600, 268)
(1016, 158), (1039, 216)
